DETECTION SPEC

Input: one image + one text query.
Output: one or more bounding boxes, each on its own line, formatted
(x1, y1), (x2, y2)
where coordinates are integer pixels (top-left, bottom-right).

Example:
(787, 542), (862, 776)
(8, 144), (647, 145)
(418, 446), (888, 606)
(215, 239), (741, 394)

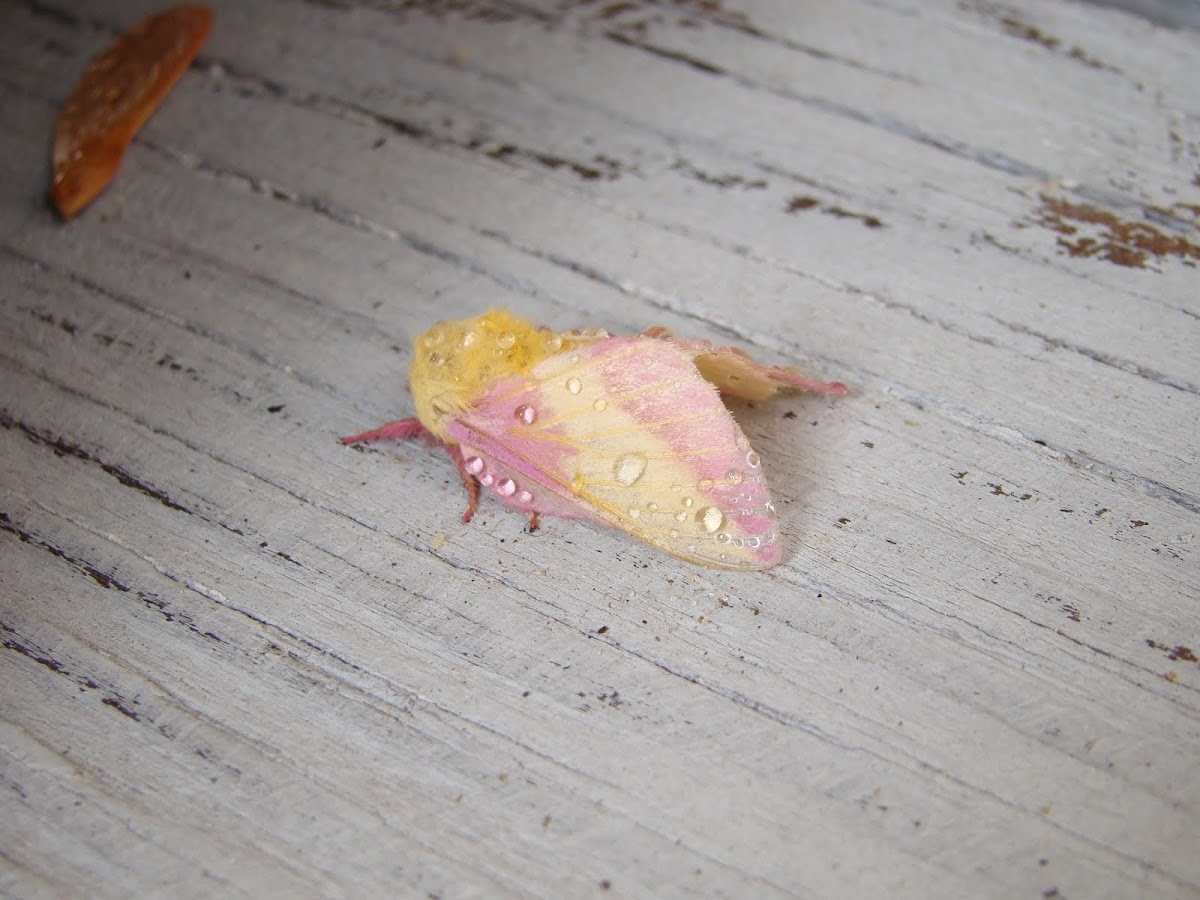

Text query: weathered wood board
(1, 0), (1197, 896)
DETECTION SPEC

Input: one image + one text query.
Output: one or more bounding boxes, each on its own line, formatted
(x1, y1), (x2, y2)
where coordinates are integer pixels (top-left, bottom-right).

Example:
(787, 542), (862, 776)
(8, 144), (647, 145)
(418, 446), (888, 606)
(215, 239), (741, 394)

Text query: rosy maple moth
(342, 309), (847, 570)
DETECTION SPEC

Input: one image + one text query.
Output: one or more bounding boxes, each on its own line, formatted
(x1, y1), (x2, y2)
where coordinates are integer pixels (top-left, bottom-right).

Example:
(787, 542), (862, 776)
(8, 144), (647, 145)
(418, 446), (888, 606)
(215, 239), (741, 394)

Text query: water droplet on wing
(697, 507), (724, 533)
(613, 453), (647, 486)
(566, 376), (582, 394)
(497, 478), (516, 496)
(465, 456), (484, 475)
(514, 404), (537, 425)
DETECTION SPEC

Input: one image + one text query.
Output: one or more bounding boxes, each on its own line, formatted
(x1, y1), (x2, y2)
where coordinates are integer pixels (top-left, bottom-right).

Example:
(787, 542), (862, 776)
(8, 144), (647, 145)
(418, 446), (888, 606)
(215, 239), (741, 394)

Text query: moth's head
(409, 308), (562, 441)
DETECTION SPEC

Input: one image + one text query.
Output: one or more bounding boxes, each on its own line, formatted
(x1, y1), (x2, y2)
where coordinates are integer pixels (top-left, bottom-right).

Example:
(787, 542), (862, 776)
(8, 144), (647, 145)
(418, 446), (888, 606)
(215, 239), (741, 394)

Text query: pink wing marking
(445, 337), (782, 569)
(640, 327), (848, 399)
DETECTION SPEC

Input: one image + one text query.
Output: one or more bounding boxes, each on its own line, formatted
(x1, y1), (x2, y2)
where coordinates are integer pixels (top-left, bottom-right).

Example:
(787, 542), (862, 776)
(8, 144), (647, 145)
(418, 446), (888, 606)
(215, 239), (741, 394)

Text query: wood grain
(1, 0), (1197, 896)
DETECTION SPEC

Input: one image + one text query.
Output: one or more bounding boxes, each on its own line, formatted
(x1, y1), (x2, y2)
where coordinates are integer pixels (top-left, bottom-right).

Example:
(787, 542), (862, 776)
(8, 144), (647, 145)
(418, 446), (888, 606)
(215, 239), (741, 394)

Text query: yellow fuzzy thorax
(409, 309), (570, 441)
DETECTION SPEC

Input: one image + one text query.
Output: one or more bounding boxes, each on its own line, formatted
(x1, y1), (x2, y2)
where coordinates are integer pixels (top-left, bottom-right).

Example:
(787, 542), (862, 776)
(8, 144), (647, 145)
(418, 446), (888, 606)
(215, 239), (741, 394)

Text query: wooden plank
(1, 0), (1197, 897)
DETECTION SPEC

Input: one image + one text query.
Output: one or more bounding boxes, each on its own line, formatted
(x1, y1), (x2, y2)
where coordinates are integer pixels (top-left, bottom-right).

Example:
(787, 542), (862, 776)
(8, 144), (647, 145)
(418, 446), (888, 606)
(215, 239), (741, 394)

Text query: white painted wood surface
(1, 0), (1197, 896)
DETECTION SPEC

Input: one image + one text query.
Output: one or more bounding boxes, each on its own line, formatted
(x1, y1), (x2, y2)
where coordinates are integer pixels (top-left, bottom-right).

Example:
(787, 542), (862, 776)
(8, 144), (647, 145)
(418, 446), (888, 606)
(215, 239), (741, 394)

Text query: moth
(343, 309), (847, 570)
(51, 5), (214, 219)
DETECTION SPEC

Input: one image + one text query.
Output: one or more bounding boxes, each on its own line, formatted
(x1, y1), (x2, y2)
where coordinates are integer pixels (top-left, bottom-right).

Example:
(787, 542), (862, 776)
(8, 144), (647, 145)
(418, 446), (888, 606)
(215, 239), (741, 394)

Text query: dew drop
(569, 354), (580, 364)
(583, 327), (610, 338)
(736, 433), (750, 451)
(697, 507), (724, 533)
(731, 538), (744, 548)
(698, 479), (714, 494)
(628, 507), (641, 519)
(566, 376), (582, 394)
(570, 474), (584, 494)
(613, 453), (648, 486)
(427, 351), (445, 366)
(715, 532), (732, 545)
(496, 331), (517, 349)
(746, 537), (761, 549)
(479, 472), (494, 487)
(765, 501), (776, 515)
(460, 330), (478, 348)
(669, 529), (680, 539)
(646, 502), (659, 512)
(465, 456), (484, 475)
(674, 511), (687, 523)
(746, 450), (761, 468)
(544, 334), (563, 352)
(726, 469), (744, 485)
(592, 398), (608, 411)
(514, 404), (537, 425)
(422, 328), (445, 348)
(517, 490), (533, 504)
(682, 496), (694, 508)
(497, 478), (517, 497)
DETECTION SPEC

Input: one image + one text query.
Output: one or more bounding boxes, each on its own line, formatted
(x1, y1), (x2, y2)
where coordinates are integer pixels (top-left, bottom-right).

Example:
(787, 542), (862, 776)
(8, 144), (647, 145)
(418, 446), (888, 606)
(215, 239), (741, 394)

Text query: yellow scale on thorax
(409, 309), (578, 442)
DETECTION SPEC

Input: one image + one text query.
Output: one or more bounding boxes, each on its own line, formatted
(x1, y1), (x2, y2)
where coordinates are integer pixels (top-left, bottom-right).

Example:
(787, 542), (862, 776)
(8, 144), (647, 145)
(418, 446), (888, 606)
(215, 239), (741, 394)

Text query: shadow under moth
(343, 309), (846, 570)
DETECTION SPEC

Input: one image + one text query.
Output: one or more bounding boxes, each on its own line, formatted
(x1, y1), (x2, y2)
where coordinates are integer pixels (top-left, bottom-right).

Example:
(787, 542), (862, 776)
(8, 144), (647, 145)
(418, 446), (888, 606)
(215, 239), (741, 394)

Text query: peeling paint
(787, 195), (884, 228)
(1033, 193), (1200, 269)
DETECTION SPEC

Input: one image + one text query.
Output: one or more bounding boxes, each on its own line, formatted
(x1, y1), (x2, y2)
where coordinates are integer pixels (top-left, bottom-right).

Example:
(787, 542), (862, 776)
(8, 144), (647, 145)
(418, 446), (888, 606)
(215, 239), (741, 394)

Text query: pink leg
(341, 418), (432, 445)
(448, 446), (481, 524)
(342, 418), (480, 523)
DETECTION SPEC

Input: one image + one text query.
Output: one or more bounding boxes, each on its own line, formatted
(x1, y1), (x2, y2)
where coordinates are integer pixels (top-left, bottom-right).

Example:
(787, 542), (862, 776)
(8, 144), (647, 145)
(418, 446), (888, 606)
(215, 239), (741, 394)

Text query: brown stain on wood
(672, 158), (766, 190)
(1146, 639), (1198, 663)
(1034, 193), (1200, 269)
(972, 3), (1114, 71)
(787, 195), (884, 229)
